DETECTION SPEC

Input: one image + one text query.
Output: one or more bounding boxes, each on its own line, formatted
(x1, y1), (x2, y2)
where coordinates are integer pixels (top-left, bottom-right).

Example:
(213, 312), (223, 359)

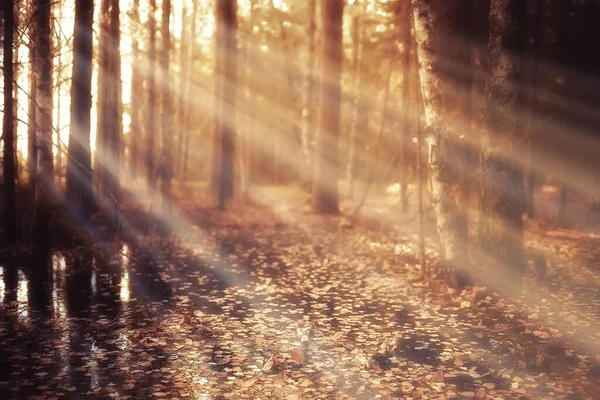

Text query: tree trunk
(556, 0), (572, 228)
(177, 4), (187, 179)
(182, 0), (198, 181)
(412, 0), (469, 286)
(480, 0), (526, 296)
(32, 0), (54, 256)
(66, 0), (94, 221)
(159, 0), (173, 212)
(147, 0), (158, 187)
(525, 0), (543, 218)
(95, 0), (121, 218)
(111, 0), (122, 205)
(399, 0), (413, 211)
(216, 0), (237, 209)
(2, 0), (17, 244)
(301, 0), (317, 191)
(312, 0), (344, 214)
(129, 0), (141, 178)
(456, 0), (475, 267)
(347, 4), (362, 199)
(96, 0), (110, 197)
(28, 22), (38, 194)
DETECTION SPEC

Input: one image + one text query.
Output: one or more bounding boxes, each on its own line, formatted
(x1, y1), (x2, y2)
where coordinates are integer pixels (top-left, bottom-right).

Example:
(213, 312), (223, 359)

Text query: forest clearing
(1, 0), (600, 399)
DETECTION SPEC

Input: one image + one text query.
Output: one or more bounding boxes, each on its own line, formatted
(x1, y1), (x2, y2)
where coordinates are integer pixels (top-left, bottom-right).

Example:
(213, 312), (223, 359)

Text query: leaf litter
(1, 190), (600, 399)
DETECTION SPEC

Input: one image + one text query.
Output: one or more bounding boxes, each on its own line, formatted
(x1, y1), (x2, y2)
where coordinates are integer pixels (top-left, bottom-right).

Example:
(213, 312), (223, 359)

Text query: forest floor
(1, 182), (600, 399)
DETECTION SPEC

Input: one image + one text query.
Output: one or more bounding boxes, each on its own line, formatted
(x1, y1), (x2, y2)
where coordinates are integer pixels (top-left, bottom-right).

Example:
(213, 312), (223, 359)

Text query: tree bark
(182, 0), (198, 181)
(216, 0), (237, 209)
(129, 0), (141, 178)
(66, 0), (94, 221)
(159, 0), (173, 212)
(2, 0), (17, 243)
(301, 0), (317, 191)
(412, 0), (469, 286)
(28, 22), (38, 194)
(525, 0), (543, 218)
(177, 3), (187, 179)
(399, 0), (413, 211)
(147, 0), (158, 187)
(480, 0), (526, 296)
(312, 0), (344, 214)
(347, 3), (362, 199)
(32, 0), (54, 256)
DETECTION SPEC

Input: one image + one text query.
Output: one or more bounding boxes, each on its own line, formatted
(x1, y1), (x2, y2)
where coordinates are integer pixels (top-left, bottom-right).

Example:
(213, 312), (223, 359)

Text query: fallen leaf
(291, 348), (305, 363)
(433, 369), (445, 383)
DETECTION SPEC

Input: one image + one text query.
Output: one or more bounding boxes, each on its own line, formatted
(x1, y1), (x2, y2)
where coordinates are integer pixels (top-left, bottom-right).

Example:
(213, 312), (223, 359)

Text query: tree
(27, 18), (37, 197)
(159, 0), (173, 211)
(301, 0), (317, 191)
(524, 0), (543, 218)
(32, 0), (54, 257)
(412, 0), (469, 286)
(480, 0), (526, 296)
(181, 0), (198, 181)
(399, 0), (414, 211)
(129, 0), (141, 178)
(2, 0), (17, 244)
(346, 0), (364, 199)
(66, 0), (94, 221)
(147, 0), (158, 187)
(215, 0), (238, 209)
(312, 0), (344, 214)
(96, 0), (121, 212)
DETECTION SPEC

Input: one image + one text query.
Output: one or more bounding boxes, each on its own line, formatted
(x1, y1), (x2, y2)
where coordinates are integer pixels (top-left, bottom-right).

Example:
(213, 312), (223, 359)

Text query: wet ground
(1, 186), (600, 399)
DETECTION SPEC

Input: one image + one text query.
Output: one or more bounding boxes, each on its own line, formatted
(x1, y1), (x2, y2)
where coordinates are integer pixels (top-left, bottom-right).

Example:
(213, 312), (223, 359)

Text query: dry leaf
(242, 377), (257, 388)
(291, 348), (306, 363)
(433, 369), (445, 382)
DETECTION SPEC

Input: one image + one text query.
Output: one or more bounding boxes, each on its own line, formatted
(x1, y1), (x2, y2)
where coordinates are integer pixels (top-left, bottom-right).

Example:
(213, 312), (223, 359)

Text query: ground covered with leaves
(1, 185), (600, 399)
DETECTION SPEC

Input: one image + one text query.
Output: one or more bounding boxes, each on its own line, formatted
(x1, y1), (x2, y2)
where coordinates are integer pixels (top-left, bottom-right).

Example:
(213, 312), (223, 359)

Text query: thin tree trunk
(312, 0), (344, 214)
(216, 0), (237, 209)
(147, 0), (158, 187)
(32, 0), (54, 256)
(159, 0), (173, 212)
(96, 0), (110, 196)
(182, 0), (198, 182)
(412, 0), (469, 286)
(54, 0), (63, 185)
(557, 0), (572, 228)
(177, 4), (187, 179)
(2, 0), (17, 243)
(66, 0), (94, 221)
(111, 0), (122, 206)
(301, 0), (317, 191)
(525, 0), (543, 218)
(129, 0), (141, 178)
(347, 6), (361, 199)
(28, 23), (38, 194)
(480, 0), (526, 296)
(399, 0), (413, 211)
